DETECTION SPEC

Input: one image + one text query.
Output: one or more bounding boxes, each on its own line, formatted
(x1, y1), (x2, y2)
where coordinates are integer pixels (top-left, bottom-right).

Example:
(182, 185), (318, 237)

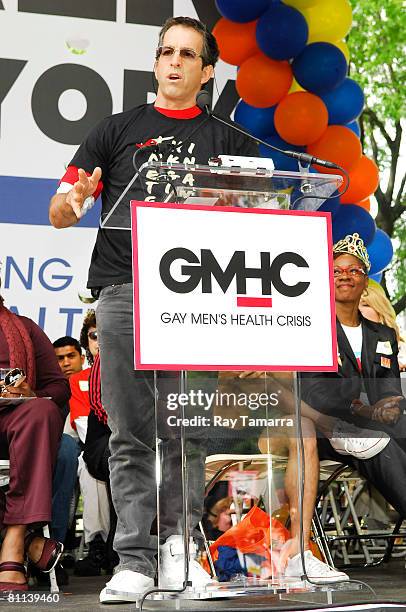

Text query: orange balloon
(340, 155), (380, 203)
(212, 18), (258, 66)
(306, 125), (362, 173)
(274, 92), (328, 146)
(236, 53), (293, 108)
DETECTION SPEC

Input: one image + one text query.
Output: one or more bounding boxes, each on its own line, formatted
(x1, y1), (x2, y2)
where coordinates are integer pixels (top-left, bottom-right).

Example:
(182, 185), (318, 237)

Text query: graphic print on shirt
(141, 135), (197, 201)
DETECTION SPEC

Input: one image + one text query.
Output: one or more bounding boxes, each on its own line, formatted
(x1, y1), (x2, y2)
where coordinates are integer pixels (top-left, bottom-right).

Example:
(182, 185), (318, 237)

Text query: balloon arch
(213, 0), (392, 276)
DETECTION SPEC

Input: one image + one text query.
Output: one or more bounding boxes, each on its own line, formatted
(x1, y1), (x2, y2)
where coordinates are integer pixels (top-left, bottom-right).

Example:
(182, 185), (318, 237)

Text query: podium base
(106, 577), (364, 607)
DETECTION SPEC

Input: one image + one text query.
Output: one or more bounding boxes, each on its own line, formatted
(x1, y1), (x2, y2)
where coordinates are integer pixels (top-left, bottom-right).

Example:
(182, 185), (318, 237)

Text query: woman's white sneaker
(330, 421), (390, 459)
(285, 551), (349, 584)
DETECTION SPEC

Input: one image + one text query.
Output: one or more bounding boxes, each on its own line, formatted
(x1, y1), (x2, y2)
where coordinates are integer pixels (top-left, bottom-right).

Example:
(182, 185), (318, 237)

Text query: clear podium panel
(154, 370), (324, 598)
(101, 161), (342, 229)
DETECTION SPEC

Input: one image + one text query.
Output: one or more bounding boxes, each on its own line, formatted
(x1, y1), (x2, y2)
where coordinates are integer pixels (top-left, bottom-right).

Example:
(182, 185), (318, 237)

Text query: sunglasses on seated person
(155, 45), (202, 61)
(333, 265), (367, 278)
(88, 331), (98, 341)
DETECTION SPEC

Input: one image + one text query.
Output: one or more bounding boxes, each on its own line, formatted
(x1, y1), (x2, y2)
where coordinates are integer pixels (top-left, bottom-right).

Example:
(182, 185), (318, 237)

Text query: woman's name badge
(376, 341), (392, 355)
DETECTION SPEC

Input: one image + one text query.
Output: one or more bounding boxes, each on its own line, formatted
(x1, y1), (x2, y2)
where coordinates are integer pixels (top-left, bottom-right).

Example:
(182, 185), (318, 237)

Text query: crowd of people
(0, 13), (405, 605)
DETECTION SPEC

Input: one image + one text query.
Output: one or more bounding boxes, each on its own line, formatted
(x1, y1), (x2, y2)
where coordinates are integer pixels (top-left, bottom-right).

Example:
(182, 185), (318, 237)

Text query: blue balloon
(259, 133), (304, 172)
(367, 228), (394, 275)
(320, 78), (364, 125)
(369, 272), (383, 283)
(256, 4), (308, 61)
(234, 100), (276, 138)
(292, 42), (347, 95)
(346, 120), (361, 137)
(332, 204), (376, 246)
(215, 0), (269, 23)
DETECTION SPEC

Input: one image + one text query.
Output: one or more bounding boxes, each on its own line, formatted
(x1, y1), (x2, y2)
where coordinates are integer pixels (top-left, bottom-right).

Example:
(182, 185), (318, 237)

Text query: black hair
(53, 336), (82, 354)
(158, 16), (219, 68)
(79, 309), (97, 365)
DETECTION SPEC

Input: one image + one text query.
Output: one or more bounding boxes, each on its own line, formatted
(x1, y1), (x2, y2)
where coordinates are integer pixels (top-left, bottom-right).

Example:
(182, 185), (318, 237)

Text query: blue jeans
(51, 434), (80, 542)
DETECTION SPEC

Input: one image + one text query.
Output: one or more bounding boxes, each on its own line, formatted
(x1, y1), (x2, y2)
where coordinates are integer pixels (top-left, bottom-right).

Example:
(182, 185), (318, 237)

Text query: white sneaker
(159, 535), (212, 589)
(285, 551), (349, 584)
(99, 569), (154, 603)
(330, 421), (390, 459)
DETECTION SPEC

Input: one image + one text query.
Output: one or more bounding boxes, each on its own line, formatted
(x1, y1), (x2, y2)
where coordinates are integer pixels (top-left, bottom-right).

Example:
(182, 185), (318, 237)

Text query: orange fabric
(210, 505), (323, 567)
(69, 368), (91, 428)
(210, 506), (290, 562)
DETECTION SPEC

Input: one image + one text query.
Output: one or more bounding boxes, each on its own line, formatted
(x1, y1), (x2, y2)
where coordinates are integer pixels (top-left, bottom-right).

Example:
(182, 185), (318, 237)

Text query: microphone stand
(195, 91), (349, 205)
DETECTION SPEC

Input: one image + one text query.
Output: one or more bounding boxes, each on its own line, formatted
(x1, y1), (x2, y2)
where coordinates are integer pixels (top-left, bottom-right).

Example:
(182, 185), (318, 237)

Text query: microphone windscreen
(196, 89), (212, 111)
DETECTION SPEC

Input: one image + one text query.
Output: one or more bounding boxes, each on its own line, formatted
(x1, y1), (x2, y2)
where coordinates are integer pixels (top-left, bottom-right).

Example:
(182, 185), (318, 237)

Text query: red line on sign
(237, 297), (273, 308)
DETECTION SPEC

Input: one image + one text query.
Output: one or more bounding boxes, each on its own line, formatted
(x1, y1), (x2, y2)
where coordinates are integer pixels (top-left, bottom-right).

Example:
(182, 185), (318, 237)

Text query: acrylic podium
(101, 160), (359, 606)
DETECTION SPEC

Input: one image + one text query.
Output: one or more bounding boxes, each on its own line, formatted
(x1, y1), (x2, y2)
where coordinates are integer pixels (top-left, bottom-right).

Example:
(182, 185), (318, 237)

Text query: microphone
(195, 90), (340, 170)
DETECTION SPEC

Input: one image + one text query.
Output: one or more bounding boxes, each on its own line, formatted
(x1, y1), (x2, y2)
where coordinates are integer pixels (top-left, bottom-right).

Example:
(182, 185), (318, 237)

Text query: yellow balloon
(333, 39), (350, 63)
(283, 0), (323, 8)
(301, 0), (353, 43)
(289, 78), (305, 93)
(368, 279), (385, 293)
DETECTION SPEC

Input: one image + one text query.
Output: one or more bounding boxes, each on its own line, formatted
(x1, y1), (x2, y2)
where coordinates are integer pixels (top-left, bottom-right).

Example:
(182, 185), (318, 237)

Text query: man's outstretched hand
(66, 167), (102, 219)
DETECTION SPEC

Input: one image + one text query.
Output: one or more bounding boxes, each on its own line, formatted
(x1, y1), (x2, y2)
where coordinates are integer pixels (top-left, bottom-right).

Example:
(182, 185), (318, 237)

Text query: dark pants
(83, 427), (118, 571)
(318, 414), (406, 516)
(51, 434), (80, 542)
(0, 398), (63, 526)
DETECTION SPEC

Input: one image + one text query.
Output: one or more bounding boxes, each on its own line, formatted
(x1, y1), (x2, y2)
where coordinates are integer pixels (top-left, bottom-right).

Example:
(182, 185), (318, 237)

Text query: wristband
(81, 195), (95, 217)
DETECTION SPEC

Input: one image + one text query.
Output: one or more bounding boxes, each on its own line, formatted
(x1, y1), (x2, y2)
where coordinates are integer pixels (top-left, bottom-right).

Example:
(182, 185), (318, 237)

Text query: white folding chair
(315, 459), (406, 568)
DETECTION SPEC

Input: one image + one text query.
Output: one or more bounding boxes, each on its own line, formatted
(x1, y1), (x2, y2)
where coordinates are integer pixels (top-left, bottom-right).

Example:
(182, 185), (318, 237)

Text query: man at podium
(49, 15), (258, 603)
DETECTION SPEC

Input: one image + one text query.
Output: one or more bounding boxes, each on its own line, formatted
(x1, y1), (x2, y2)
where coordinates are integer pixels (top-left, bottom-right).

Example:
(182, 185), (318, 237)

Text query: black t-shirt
(69, 103), (258, 288)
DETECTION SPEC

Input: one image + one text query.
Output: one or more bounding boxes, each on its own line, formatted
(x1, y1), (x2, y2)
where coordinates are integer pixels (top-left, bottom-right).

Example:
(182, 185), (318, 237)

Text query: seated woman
(301, 232), (406, 517)
(359, 282), (406, 372)
(0, 294), (70, 591)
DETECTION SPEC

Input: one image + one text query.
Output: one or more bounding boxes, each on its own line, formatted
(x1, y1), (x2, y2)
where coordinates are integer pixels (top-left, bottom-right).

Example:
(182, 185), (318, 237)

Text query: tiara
(333, 233), (371, 271)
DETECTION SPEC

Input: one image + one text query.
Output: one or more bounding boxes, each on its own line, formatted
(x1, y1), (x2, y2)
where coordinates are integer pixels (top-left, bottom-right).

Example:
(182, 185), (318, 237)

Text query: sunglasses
(156, 45), (202, 61)
(88, 331), (98, 341)
(333, 266), (366, 278)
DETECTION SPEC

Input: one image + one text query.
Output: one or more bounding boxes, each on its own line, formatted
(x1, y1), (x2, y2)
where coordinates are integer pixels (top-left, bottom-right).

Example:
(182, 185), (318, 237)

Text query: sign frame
(131, 202), (338, 372)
